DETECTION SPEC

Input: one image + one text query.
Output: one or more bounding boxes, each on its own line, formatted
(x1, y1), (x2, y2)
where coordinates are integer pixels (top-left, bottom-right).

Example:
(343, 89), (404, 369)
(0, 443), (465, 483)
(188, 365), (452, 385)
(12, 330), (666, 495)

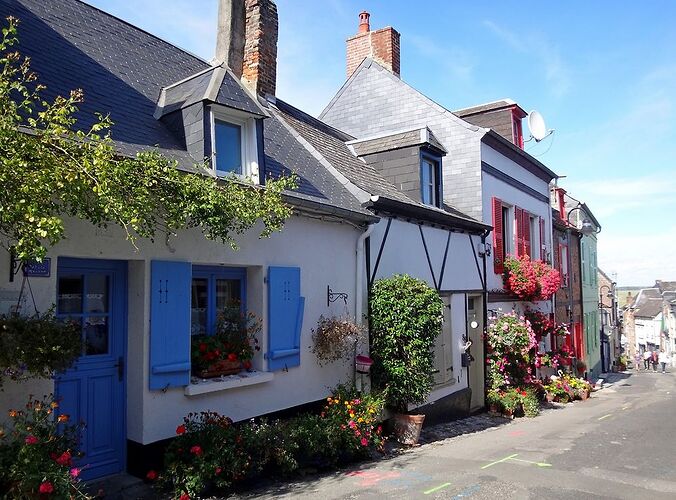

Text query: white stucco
(367, 216), (486, 403)
(0, 213), (364, 444)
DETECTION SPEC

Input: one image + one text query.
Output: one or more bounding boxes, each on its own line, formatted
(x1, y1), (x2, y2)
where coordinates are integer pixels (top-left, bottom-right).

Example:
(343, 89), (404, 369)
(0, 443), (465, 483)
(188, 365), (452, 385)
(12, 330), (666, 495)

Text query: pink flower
(70, 468), (81, 478)
(348, 420), (356, 429)
(39, 481), (54, 494)
(190, 445), (203, 456)
(360, 437), (368, 446)
(24, 435), (38, 445)
(179, 494), (190, 500)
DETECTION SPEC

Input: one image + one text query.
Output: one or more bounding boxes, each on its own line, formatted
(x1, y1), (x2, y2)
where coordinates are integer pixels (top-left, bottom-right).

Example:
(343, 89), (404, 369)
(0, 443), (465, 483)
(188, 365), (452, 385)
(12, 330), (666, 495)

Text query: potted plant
(191, 306), (261, 378)
(311, 315), (364, 366)
(503, 255), (561, 301)
(369, 275), (443, 445)
(500, 389), (518, 418)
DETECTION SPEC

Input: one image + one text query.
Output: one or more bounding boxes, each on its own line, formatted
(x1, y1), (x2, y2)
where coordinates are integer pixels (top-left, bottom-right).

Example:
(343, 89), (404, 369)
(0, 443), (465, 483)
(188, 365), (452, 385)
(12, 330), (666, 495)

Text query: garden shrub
(159, 386), (385, 498)
(369, 275), (444, 412)
(0, 311), (81, 386)
(0, 395), (88, 499)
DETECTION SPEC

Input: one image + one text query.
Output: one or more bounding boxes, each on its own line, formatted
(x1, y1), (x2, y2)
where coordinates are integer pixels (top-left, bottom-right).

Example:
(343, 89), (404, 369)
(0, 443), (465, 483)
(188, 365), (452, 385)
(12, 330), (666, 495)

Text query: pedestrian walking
(659, 350), (669, 373)
(644, 350), (652, 370)
(652, 350), (659, 372)
(634, 351), (642, 372)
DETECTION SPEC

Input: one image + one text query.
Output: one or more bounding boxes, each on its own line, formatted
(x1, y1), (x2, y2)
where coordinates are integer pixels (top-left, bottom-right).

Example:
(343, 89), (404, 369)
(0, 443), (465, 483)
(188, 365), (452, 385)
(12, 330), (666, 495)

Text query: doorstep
(85, 473), (156, 499)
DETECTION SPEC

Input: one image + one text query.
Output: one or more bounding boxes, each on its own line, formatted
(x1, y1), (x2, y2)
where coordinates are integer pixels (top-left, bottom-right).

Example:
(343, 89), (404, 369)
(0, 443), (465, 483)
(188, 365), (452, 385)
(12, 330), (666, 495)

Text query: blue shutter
(267, 266), (304, 371)
(149, 260), (192, 390)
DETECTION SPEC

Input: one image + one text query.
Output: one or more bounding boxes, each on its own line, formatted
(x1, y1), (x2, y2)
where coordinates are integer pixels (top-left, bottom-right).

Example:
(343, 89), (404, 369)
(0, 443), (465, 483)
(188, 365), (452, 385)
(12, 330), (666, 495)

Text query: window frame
(501, 204), (514, 257)
(191, 265), (247, 337)
(420, 150), (442, 208)
(209, 105), (260, 183)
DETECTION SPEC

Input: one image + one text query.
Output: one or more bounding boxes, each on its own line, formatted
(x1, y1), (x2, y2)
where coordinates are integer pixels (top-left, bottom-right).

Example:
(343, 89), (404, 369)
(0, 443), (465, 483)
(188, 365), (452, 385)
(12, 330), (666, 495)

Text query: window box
(185, 370), (274, 396)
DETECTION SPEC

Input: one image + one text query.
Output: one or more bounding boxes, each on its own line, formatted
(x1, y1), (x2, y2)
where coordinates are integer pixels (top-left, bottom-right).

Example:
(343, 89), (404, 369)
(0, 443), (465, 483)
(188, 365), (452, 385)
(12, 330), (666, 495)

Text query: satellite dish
(527, 110), (548, 142)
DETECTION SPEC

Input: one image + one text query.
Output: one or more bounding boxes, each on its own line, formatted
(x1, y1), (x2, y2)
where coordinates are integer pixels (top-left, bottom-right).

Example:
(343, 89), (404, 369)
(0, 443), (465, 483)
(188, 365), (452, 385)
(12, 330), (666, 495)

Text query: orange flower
(57, 414), (70, 423)
(8, 410), (17, 418)
(50, 401), (59, 409)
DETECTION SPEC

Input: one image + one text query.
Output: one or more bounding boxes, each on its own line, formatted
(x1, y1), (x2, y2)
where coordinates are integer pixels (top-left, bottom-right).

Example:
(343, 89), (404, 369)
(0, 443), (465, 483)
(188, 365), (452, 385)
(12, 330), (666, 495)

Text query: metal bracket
(327, 285), (348, 307)
(8, 248), (23, 283)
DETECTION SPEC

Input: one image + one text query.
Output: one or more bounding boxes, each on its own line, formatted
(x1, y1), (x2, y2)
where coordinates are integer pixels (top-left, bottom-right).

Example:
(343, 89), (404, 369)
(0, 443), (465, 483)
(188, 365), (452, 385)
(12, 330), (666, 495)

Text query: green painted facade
(581, 233), (600, 378)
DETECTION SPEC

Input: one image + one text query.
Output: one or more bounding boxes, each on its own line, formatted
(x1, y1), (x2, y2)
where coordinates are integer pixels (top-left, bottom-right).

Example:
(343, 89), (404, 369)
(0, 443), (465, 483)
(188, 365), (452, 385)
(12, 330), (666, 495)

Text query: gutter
(370, 197), (491, 234)
(282, 192), (378, 225)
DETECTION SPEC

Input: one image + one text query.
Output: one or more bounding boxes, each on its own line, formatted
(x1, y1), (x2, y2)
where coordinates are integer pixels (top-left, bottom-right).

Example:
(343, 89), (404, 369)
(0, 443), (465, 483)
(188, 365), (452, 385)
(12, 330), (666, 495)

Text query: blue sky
(84, 0), (676, 286)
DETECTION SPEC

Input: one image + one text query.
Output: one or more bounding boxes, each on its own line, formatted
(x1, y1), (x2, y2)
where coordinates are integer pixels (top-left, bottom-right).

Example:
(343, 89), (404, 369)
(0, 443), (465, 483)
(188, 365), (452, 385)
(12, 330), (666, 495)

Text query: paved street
(240, 371), (676, 500)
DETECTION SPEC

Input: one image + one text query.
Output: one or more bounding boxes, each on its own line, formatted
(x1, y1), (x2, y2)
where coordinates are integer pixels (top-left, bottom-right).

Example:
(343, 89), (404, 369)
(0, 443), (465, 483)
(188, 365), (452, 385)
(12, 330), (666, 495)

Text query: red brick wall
(242, 0), (278, 97)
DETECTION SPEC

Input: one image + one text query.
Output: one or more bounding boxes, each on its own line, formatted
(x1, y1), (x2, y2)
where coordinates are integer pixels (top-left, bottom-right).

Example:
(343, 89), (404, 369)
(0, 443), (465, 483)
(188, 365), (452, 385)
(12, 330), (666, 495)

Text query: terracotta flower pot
(392, 413), (425, 445)
(195, 359), (242, 378)
(502, 408), (514, 419)
(545, 392), (555, 403)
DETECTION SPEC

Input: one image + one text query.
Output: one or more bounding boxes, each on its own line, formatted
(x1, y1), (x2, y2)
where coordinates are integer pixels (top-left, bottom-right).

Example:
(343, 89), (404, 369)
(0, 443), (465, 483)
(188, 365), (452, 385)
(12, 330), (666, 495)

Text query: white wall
(0, 214), (363, 443)
(367, 217), (486, 403)
(635, 315), (662, 347)
(481, 144), (553, 294)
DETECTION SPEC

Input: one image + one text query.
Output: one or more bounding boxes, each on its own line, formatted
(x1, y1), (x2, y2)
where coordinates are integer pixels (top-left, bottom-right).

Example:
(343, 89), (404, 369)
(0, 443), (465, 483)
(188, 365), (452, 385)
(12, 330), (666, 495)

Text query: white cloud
(598, 228), (676, 287)
(483, 20), (571, 98)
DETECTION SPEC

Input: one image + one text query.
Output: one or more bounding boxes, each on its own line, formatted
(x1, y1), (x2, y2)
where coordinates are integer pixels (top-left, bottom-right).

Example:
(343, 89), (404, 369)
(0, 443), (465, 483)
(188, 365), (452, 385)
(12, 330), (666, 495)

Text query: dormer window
(214, 119), (242, 174)
(420, 152), (442, 207)
(210, 106), (260, 183)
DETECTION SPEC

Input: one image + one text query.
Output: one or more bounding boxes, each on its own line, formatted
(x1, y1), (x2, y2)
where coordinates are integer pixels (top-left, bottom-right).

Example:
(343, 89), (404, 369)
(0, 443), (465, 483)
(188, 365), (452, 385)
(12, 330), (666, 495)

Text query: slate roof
(634, 298), (663, 319)
(348, 127), (447, 157)
(1, 0), (374, 221)
(270, 98), (489, 232)
(454, 99), (527, 119)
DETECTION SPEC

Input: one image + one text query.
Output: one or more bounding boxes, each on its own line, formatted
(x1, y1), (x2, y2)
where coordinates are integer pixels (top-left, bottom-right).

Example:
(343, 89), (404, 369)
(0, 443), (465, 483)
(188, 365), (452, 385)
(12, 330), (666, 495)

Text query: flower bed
(503, 255), (561, 301)
(155, 385), (385, 498)
(0, 395), (88, 498)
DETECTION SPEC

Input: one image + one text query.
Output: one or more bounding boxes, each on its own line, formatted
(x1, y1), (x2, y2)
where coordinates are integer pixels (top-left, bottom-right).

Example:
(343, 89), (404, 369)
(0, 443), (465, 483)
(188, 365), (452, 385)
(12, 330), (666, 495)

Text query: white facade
(366, 216), (486, 405)
(635, 314), (662, 351)
(1, 213), (363, 444)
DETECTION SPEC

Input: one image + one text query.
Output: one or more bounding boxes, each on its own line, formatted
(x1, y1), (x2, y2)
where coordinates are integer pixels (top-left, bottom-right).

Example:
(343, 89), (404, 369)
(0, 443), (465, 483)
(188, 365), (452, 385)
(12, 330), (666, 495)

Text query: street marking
(481, 453), (519, 469)
(509, 430), (526, 436)
(509, 457), (553, 467)
(482, 453), (552, 469)
(598, 414), (612, 421)
(424, 482), (452, 495)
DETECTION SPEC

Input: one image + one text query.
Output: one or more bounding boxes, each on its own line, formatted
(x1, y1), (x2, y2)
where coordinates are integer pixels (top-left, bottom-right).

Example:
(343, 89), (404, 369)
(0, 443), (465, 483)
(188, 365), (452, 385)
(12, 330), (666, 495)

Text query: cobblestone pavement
(417, 413), (512, 445)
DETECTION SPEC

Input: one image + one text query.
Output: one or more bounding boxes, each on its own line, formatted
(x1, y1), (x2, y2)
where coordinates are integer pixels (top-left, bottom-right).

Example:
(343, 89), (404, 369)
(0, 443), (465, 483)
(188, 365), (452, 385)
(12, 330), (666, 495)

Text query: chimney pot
(358, 11), (370, 33)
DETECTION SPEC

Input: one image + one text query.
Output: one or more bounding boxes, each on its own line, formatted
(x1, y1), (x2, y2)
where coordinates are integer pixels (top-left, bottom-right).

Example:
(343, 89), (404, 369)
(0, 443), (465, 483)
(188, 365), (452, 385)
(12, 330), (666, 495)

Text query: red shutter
(556, 242), (562, 275)
(514, 206), (523, 256)
(523, 210), (531, 258)
(539, 217), (545, 259)
(492, 197), (504, 274)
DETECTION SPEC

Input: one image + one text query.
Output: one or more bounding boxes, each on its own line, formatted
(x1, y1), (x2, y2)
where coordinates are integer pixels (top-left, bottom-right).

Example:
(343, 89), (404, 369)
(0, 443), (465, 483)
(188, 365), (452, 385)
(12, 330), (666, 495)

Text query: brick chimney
(241, 0), (278, 97)
(346, 11), (400, 78)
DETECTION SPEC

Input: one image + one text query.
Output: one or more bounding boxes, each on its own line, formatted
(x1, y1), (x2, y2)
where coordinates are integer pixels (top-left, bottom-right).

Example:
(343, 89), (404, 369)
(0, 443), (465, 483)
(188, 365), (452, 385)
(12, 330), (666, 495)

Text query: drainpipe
(355, 220), (375, 390)
(481, 229), (489, 404)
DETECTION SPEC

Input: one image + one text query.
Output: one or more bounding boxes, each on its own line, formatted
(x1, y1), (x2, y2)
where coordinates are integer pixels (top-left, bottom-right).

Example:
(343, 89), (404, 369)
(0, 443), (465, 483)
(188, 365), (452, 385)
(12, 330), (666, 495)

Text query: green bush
(0, 395), (89, 499)
(0, 311), (81, 386)
(369, 275), (443, 412)
(159, 386), (386, 498)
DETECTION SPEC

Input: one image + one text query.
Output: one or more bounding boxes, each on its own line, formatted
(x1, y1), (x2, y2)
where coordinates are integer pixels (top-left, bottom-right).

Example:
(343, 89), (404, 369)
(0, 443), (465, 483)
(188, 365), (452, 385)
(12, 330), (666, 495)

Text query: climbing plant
(0, 17), (296, 263)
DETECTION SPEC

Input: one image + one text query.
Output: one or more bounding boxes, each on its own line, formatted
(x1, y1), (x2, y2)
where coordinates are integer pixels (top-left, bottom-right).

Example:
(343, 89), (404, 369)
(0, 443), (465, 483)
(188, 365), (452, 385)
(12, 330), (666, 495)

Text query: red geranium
(146, 470), (157, 481)
(190, 445), (203, 456)
(55, 451), (72, 466)
(176, 424), (186, 435)
(39, 482), (54, 494)
(24, 434), (38, 445)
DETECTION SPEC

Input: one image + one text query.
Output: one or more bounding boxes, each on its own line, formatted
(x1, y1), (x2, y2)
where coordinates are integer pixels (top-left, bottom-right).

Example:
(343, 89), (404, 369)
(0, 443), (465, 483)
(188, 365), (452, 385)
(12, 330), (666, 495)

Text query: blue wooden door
(55, 258), (127, 480)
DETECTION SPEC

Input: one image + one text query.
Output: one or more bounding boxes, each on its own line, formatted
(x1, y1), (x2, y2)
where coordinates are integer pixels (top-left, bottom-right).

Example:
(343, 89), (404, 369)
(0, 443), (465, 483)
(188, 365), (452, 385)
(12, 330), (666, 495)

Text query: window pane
(216, 278), (242, 312)
(421, 159), (434, 205)
(58, 276), (83, 314)
(215, 120), (242, 174)
(86, 275), (109, 313)
(84, 316), (108, 355)
(191, 278), (208, 335)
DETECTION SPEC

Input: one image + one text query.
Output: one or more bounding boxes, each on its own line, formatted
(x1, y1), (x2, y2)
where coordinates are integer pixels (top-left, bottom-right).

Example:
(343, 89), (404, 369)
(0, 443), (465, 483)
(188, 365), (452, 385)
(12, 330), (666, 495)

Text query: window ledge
(184, 370), (274, 397)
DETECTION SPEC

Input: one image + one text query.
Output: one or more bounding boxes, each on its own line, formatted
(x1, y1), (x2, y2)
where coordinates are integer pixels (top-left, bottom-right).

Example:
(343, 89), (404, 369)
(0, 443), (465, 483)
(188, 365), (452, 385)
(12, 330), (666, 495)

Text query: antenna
(526, 110), (553, 142)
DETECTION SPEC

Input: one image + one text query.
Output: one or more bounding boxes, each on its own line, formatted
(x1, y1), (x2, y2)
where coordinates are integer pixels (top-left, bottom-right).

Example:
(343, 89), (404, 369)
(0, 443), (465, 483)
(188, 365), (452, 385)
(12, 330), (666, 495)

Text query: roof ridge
(77, 0), (209, 66)
(273, 97), (354, 141)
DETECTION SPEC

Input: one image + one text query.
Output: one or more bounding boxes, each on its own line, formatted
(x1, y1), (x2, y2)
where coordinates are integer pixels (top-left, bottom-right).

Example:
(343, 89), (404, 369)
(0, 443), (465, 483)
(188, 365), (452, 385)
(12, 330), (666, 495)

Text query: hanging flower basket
(504, 255), (561, 301)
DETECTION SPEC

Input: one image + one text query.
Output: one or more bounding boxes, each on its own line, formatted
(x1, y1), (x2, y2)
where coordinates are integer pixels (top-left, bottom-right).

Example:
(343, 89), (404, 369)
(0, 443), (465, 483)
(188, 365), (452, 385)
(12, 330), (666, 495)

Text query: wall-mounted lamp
(566, 206), (601, 235)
